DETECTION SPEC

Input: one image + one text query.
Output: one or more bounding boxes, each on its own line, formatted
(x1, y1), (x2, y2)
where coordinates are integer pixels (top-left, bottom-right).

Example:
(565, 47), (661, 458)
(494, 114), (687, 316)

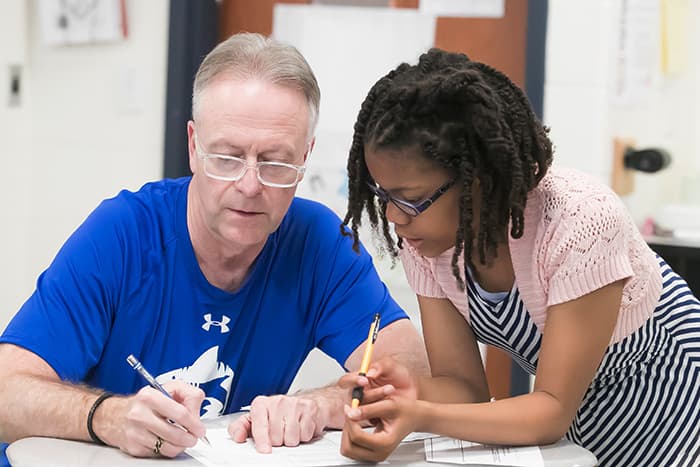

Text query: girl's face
(364, 145), (461, 257)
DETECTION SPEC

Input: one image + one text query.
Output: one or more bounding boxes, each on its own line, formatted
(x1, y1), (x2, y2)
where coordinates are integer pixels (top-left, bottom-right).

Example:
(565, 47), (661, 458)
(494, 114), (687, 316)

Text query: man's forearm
(0, 373), (98, 443)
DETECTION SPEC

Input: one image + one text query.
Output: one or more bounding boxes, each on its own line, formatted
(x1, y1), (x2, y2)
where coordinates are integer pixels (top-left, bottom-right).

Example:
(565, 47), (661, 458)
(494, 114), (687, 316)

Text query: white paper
(424, 436), (544, 466)
(38, 0), (125, 46)
(401, 431), (440, 443)
(273, 4), (435, 161)
(613, 0), (660, 105)
(186, 427), (368, 467)
(419, 0), (504, 18)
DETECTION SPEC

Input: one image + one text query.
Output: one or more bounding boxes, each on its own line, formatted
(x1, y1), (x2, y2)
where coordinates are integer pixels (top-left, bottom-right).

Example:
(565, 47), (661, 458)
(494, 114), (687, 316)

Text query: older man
(0, 33), (427, 462)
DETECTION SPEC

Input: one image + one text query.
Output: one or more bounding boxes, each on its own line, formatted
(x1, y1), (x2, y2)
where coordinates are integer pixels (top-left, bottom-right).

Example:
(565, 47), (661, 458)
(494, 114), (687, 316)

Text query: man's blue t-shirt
(0, 177), (406, 463)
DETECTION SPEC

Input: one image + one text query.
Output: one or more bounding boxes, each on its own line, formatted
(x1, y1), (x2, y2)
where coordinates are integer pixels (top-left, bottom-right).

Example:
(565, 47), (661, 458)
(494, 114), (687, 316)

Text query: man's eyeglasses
(194, 133), (307, 188)
(366, 178), (457, 217)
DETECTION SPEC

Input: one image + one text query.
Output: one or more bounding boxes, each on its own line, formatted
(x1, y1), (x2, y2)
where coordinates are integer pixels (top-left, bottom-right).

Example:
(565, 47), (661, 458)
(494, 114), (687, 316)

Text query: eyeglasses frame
(193, 132), (308, 188)
(367, 177), (457, 217)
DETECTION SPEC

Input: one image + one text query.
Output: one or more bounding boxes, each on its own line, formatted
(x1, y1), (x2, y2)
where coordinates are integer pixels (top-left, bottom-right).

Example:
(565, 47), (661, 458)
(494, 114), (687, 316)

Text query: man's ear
(187, 121), (197, 174)
(304, 137), (316, 163)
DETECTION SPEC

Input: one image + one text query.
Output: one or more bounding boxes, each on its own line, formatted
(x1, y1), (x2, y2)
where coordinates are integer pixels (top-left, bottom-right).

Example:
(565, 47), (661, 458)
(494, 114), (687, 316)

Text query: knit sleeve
(399, 245), (447, 298)
(543, 192), (635, 307)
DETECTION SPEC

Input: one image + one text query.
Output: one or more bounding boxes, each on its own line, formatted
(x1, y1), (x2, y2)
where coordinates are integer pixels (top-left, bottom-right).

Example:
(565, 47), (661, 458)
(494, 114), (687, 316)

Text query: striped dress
(400, 168), (699, 465)
(465, 258), (700, 467)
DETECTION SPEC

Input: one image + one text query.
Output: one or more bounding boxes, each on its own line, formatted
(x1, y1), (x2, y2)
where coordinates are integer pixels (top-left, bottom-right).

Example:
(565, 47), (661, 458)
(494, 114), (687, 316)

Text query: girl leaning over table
(338, 48), (700, 467)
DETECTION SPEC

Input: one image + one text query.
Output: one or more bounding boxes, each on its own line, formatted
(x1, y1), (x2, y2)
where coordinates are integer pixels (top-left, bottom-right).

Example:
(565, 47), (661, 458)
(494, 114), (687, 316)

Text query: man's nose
(234, 164), (263, 196)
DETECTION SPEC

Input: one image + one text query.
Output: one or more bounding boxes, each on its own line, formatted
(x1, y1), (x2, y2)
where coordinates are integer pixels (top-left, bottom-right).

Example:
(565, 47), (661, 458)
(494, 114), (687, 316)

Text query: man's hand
(98, 380), (206, 458)
(227, 394), (329, 453)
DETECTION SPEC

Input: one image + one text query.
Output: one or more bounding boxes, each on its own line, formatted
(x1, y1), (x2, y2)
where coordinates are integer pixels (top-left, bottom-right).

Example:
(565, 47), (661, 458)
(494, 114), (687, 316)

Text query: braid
(342, 48), (553, 288)
(341, 64), (411, 255)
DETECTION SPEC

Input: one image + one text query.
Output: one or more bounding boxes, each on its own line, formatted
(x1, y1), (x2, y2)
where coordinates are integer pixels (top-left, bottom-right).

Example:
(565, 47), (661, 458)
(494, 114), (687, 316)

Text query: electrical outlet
(611, 137), (635, 196)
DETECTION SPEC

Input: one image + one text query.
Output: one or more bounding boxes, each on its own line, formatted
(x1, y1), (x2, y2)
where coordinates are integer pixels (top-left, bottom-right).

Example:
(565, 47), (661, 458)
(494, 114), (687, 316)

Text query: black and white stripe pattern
(466, 259), (700, 467)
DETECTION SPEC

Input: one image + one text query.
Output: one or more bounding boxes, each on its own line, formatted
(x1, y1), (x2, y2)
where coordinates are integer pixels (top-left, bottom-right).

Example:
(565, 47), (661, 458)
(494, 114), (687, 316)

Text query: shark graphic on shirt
(156, 346), (234, 418)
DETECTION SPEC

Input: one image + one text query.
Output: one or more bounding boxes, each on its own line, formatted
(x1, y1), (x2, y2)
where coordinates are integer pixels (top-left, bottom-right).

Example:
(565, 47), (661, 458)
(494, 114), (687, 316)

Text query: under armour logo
(202, 314), (231, 333)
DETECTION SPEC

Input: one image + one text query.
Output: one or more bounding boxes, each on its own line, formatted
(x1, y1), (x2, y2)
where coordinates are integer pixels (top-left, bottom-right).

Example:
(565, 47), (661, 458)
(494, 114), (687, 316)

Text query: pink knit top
(399, 167), (662, 343)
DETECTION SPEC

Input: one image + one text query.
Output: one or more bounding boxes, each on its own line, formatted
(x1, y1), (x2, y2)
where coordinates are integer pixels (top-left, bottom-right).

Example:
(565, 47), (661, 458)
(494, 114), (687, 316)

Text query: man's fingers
(299, 414), (317, 442)
(282, 414), (301, 447)
(250, 403), (272, 453)
(228, 413), (252, 443)
(268, 411), (285, 447)
(243, 395), (326, 451)
(165, 381), (205, 416)
(138, 387), (205, 440)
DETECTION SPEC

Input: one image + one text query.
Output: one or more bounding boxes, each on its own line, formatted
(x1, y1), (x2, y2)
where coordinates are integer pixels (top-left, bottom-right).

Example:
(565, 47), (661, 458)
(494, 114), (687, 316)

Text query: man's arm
(0, 343), (206, 458)
(0, 343), (94, 443)
(228, 319), (429, 451)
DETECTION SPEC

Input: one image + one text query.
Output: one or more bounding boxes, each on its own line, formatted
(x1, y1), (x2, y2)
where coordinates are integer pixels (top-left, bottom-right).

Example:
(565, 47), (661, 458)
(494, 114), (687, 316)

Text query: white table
(8, 414), (598, 466)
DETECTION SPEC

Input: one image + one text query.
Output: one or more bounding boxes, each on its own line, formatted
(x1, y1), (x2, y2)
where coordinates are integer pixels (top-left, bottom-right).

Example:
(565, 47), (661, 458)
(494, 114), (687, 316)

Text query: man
(0, 33), (427, 462)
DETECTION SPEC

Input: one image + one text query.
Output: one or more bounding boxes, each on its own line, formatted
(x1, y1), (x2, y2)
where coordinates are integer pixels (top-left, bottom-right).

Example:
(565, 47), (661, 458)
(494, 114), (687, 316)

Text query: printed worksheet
(424, 437), (544, 466)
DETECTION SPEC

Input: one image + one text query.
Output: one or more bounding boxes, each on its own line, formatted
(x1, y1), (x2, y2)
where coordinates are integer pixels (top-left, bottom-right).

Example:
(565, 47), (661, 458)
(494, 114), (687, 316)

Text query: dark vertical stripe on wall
(163, 0), (218, 179)
(510, 0), (548, 397)
(525, 0), (548, 119)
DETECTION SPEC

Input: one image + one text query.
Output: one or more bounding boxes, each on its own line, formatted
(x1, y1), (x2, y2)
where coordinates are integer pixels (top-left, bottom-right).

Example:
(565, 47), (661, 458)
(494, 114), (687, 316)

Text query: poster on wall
(273, 4), (435, 214)
(419, 0), (504, 18)
(614, 0), (660, 106)
(38, 0), (128, 46)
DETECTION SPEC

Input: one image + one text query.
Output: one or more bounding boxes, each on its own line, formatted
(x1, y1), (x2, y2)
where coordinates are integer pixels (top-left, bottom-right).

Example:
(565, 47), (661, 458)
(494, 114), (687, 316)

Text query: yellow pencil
(351, 313), (381, 409)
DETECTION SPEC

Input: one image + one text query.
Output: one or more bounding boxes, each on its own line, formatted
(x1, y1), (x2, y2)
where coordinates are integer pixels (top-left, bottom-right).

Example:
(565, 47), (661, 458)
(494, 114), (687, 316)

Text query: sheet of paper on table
(186, 427), (371, 467)
(424, 437), (544, 466)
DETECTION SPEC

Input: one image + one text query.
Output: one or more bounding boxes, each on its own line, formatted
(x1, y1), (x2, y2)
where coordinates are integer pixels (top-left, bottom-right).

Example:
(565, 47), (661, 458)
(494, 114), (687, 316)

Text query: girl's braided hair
(342, 48), (553, 288)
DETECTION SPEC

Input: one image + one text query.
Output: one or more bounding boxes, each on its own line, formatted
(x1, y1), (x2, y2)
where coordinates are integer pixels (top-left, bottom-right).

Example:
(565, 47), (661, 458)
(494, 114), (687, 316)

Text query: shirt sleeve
(0, 196), (135, 382)
(399, 244), (446, 298)
(543, 192), (635, 307)
(296, 207), (409, 369)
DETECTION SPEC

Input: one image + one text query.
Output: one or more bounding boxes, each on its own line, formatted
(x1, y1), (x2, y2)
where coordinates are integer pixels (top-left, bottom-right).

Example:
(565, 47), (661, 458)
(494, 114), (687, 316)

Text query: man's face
(187, 76), (311, 251)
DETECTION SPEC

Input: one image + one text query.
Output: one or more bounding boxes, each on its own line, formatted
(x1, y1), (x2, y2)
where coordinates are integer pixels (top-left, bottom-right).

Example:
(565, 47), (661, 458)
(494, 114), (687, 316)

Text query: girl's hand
(340, 396), (420, 462)
(338, 356), (419, 405)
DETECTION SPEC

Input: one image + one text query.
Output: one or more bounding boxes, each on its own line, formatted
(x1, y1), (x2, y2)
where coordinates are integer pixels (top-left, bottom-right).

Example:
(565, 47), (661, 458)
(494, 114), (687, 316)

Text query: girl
(339, 48), (700, 467)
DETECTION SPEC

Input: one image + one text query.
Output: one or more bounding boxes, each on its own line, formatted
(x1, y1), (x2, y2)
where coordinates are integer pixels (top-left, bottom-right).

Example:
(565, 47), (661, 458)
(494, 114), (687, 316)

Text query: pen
(351, 313), (381, 409)
(126, 354), (211, 446)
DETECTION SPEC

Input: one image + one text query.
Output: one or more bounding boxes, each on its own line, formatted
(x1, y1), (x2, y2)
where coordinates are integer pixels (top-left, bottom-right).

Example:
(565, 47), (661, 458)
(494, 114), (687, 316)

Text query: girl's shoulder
(535, 166), (620, 213)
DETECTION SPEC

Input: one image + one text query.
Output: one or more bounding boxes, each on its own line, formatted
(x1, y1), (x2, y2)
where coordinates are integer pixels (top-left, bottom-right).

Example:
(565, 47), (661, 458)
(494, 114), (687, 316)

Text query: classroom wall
(544, 0), (700, 225)
(1, 0), (699, 391)
(0, 0), (169, 330)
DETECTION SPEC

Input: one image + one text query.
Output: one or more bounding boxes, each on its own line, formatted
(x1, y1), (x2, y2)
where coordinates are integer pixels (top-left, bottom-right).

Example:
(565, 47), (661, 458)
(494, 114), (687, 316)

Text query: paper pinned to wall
(419, 0), (504, 18)
(273, 4), (436, 169)
(38, 0), (127, 46)
(613, 0), (660, 106)
(660, 0), (689, 75)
